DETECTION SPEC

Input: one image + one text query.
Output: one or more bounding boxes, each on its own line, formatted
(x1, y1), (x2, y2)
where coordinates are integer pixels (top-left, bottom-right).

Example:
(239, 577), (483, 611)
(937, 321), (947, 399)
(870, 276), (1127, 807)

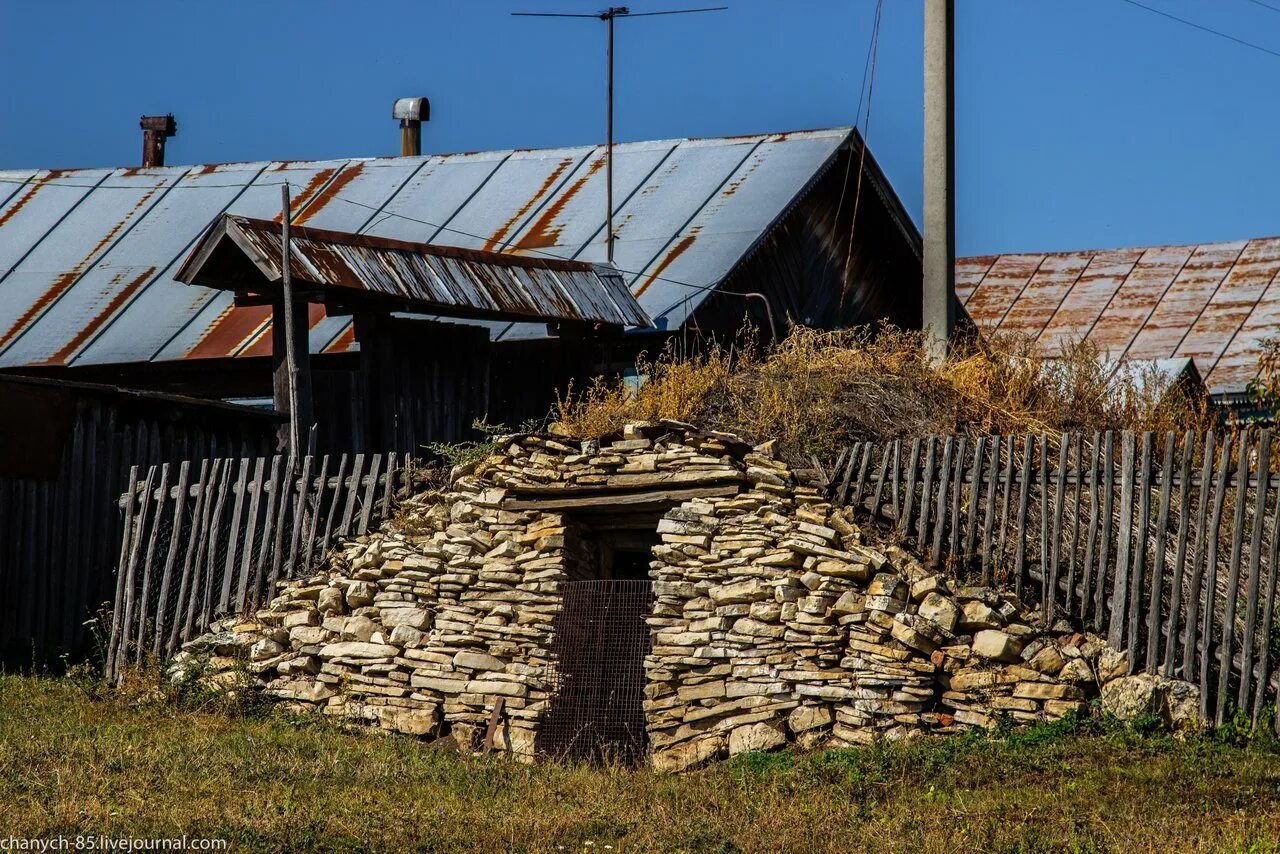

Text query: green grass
(3, 675), (1280, 852)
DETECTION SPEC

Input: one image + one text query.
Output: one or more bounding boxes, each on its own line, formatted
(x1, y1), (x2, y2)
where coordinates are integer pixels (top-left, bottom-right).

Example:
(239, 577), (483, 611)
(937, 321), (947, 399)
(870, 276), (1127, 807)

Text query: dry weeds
(553, 325), (1210, 463)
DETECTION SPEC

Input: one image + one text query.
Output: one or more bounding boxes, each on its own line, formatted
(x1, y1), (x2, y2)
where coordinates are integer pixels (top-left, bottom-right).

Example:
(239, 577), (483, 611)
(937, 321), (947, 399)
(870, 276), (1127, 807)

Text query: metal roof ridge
(0, 126), (858, 180)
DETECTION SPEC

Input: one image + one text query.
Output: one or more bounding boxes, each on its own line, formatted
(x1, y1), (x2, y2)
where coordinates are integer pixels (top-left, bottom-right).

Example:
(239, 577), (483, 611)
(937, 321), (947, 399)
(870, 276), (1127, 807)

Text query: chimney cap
(392, 97), (430, 123)
(140, 114), (177, 135)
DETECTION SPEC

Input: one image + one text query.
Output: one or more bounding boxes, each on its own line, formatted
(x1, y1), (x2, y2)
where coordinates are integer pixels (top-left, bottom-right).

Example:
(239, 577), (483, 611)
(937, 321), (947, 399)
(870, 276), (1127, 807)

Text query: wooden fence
(105, 451), (413, 679)
(830, 429), (1280, 729)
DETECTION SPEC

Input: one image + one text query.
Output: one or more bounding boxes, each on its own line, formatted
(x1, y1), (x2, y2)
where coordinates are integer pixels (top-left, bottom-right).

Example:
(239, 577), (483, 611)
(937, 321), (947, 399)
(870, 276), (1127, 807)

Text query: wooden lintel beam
(502, 484), (739, 512)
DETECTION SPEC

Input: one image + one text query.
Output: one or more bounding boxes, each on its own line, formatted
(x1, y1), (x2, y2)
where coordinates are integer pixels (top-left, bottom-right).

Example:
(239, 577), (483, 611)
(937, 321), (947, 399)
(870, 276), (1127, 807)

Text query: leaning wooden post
(274, 183), (313, 460)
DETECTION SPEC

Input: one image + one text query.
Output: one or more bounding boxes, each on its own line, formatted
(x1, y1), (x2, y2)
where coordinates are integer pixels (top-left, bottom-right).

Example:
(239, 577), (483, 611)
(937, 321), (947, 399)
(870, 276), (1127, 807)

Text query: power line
(831, 0), (885, 229)
(840, 0), (885, 304)
(1117, 0), (1280, 60)
(1243, 0), (1280, 15)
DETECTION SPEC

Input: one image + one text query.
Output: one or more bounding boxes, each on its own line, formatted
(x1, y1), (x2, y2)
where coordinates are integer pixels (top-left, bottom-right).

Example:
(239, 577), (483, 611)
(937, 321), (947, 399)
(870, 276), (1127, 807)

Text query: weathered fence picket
(828, 428), (1280, 732)
(106, 450), (409, 679)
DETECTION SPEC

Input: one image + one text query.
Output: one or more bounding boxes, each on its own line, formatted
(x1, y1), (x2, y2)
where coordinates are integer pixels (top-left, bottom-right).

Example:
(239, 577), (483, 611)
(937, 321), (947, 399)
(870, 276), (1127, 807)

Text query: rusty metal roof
(0, 128), (852, 367)
(958, 236), (1280, 396)
(176, 215), (650, 328)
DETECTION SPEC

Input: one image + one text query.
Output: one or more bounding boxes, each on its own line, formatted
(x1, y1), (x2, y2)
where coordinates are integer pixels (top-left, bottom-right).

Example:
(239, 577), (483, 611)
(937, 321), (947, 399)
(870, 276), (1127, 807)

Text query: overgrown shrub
(552, 324), (1211, 462)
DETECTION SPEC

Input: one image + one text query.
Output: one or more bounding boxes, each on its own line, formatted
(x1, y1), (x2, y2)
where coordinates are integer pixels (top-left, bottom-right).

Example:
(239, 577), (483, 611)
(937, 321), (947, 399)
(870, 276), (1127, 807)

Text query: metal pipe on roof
(392, 98), (430, 157)
(140, 115), (176, 168)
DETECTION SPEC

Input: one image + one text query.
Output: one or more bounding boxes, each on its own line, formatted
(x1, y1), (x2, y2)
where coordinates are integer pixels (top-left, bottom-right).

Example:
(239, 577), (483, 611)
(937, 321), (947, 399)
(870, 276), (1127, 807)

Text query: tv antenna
(512, 6), (727, 263)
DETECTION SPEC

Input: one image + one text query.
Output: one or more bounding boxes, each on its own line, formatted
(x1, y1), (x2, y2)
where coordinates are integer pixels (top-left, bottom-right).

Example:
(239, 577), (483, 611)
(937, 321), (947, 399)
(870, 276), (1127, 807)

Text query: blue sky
(1, 0), (1277, 255)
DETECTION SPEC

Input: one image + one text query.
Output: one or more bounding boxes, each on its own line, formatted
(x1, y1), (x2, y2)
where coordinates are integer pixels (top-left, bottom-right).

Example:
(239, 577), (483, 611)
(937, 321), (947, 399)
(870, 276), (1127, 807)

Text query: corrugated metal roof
(0, 128), (852, 368)
(176, 214), (650, 328)
(958, 236), (1280, 396)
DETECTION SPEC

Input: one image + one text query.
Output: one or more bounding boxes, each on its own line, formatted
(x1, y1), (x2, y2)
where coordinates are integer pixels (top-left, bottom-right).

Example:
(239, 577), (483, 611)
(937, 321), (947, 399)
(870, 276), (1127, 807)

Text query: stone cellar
(179, 421), (1185, 771)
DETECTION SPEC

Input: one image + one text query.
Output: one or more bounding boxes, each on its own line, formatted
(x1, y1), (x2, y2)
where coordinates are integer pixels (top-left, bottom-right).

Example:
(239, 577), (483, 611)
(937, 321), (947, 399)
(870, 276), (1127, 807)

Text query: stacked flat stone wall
(179, 421), (1183, 770)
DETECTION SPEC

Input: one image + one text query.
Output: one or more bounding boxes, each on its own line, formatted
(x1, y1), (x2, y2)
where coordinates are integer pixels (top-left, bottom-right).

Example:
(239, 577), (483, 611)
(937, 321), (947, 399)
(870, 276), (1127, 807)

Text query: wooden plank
(1065, 433), (1084, 616)
(380, 452), (399, 520)
(997, 435), (1015, 579)
(917, 438), (937, 547)
(1013, 434), (1034, 600)
(1094, 432), (1116, 624)
(235, 456), (267, 612)
(837, 442), (859, 506)
(1252, 446), (1280, 724)
(1183, 431), (1216, 680)
(1200, 432), (1233, 723)
(72, 410), (100, 657)
(282, 454), (310, 575)
(507, 484), (740, 511)
(153, 460), (191, 657)
(1147, 432), (1176, 674)
(1081, 433), (1102, 622)
(1108, 432), (1135, 649)
(1217, 430), (1252, 725)
(889, 440), (902, 523)
(1048, 433), (1068, 622)
(1163, 430), (1196, 677)
(870, 444), (891, 521)
(831, 447), (850, 499)
(118, 465), (157, 677)
(135, 462), (170, 664)
(339, 453), (366, 539)
(219, 458), (251, 615)
(900, 439), (921, 537)
(201, 458), (234, 626)
(851, 443), (872, 511)
(1038, 435), (1049, 612)
(1095, 435), (1116, 627)
(358, 453), (381, 535)
(60, 416), (85, 652)
(254, 455), (284, 605)
(931, 437), (955, 569)
(106, 464), (140, 680)
(949, 437), (968, 559)
(1239, 429), (1270, 713)
(965, 435), (986, 560)
(1127, 431), (1154, 671)
(980, 435), (999, 585)
(319, 453), (349, 566)
(304, 455), (333, 572)
(171, 458), (211, 653)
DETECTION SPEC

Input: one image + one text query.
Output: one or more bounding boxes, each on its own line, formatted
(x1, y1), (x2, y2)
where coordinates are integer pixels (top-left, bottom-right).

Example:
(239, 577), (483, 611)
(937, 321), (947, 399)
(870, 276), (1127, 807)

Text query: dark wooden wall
(0, 376), (279, 669)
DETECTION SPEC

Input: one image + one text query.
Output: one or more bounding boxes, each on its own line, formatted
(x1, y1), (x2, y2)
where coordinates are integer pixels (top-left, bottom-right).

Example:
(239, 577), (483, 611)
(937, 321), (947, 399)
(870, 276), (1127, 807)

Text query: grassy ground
(3, 675), (1280, 852)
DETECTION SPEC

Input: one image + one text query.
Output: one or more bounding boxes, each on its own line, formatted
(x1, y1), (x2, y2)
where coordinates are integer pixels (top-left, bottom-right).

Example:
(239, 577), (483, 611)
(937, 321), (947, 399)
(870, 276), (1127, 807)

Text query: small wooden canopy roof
(176, 214), (653, 329)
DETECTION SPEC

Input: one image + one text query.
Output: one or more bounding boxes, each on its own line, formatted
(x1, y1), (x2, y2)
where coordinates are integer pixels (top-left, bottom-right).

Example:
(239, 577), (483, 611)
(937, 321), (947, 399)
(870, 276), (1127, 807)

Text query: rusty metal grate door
(539, 579), (654, 763)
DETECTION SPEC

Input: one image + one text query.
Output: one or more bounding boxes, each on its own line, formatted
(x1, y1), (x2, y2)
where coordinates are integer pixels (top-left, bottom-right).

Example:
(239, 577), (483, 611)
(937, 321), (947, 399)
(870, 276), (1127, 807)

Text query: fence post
(106, 465), (141, 681)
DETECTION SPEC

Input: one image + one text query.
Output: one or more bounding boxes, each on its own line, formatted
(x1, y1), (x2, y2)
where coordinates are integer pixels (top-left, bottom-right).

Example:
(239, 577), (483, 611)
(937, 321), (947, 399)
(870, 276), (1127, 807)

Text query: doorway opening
(538, 510), (662, 763)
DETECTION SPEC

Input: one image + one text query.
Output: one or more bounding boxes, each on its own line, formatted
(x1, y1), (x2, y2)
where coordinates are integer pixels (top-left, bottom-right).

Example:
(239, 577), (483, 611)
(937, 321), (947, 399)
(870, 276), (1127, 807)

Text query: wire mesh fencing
(539, 579), (655, 763)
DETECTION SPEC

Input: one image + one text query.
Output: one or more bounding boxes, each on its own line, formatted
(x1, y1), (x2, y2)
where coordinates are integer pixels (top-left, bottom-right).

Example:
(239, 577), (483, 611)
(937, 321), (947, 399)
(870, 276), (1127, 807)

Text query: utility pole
(922, 0), (955, 363)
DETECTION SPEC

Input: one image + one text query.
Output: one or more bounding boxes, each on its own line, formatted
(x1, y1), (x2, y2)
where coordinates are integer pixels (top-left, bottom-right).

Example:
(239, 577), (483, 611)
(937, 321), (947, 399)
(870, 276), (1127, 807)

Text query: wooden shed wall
(0, 378), (278, 668)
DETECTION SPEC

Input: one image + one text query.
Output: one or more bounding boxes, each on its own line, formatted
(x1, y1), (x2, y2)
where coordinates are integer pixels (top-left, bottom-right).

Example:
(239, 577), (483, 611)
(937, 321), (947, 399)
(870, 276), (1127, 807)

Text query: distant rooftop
(958, 236), (1280, 396)
(0, 127), (854, 368)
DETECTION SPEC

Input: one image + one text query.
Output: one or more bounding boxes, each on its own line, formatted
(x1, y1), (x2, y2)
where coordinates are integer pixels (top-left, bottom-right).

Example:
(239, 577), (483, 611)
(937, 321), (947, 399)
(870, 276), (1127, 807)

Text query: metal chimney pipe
(391, 97), (430, 156)
(140, 114), (177, 168)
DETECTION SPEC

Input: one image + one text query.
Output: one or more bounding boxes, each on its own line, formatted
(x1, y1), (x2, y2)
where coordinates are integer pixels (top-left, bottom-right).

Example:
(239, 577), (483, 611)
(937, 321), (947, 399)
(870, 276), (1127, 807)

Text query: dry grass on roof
(553, 324), (1212, 462)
